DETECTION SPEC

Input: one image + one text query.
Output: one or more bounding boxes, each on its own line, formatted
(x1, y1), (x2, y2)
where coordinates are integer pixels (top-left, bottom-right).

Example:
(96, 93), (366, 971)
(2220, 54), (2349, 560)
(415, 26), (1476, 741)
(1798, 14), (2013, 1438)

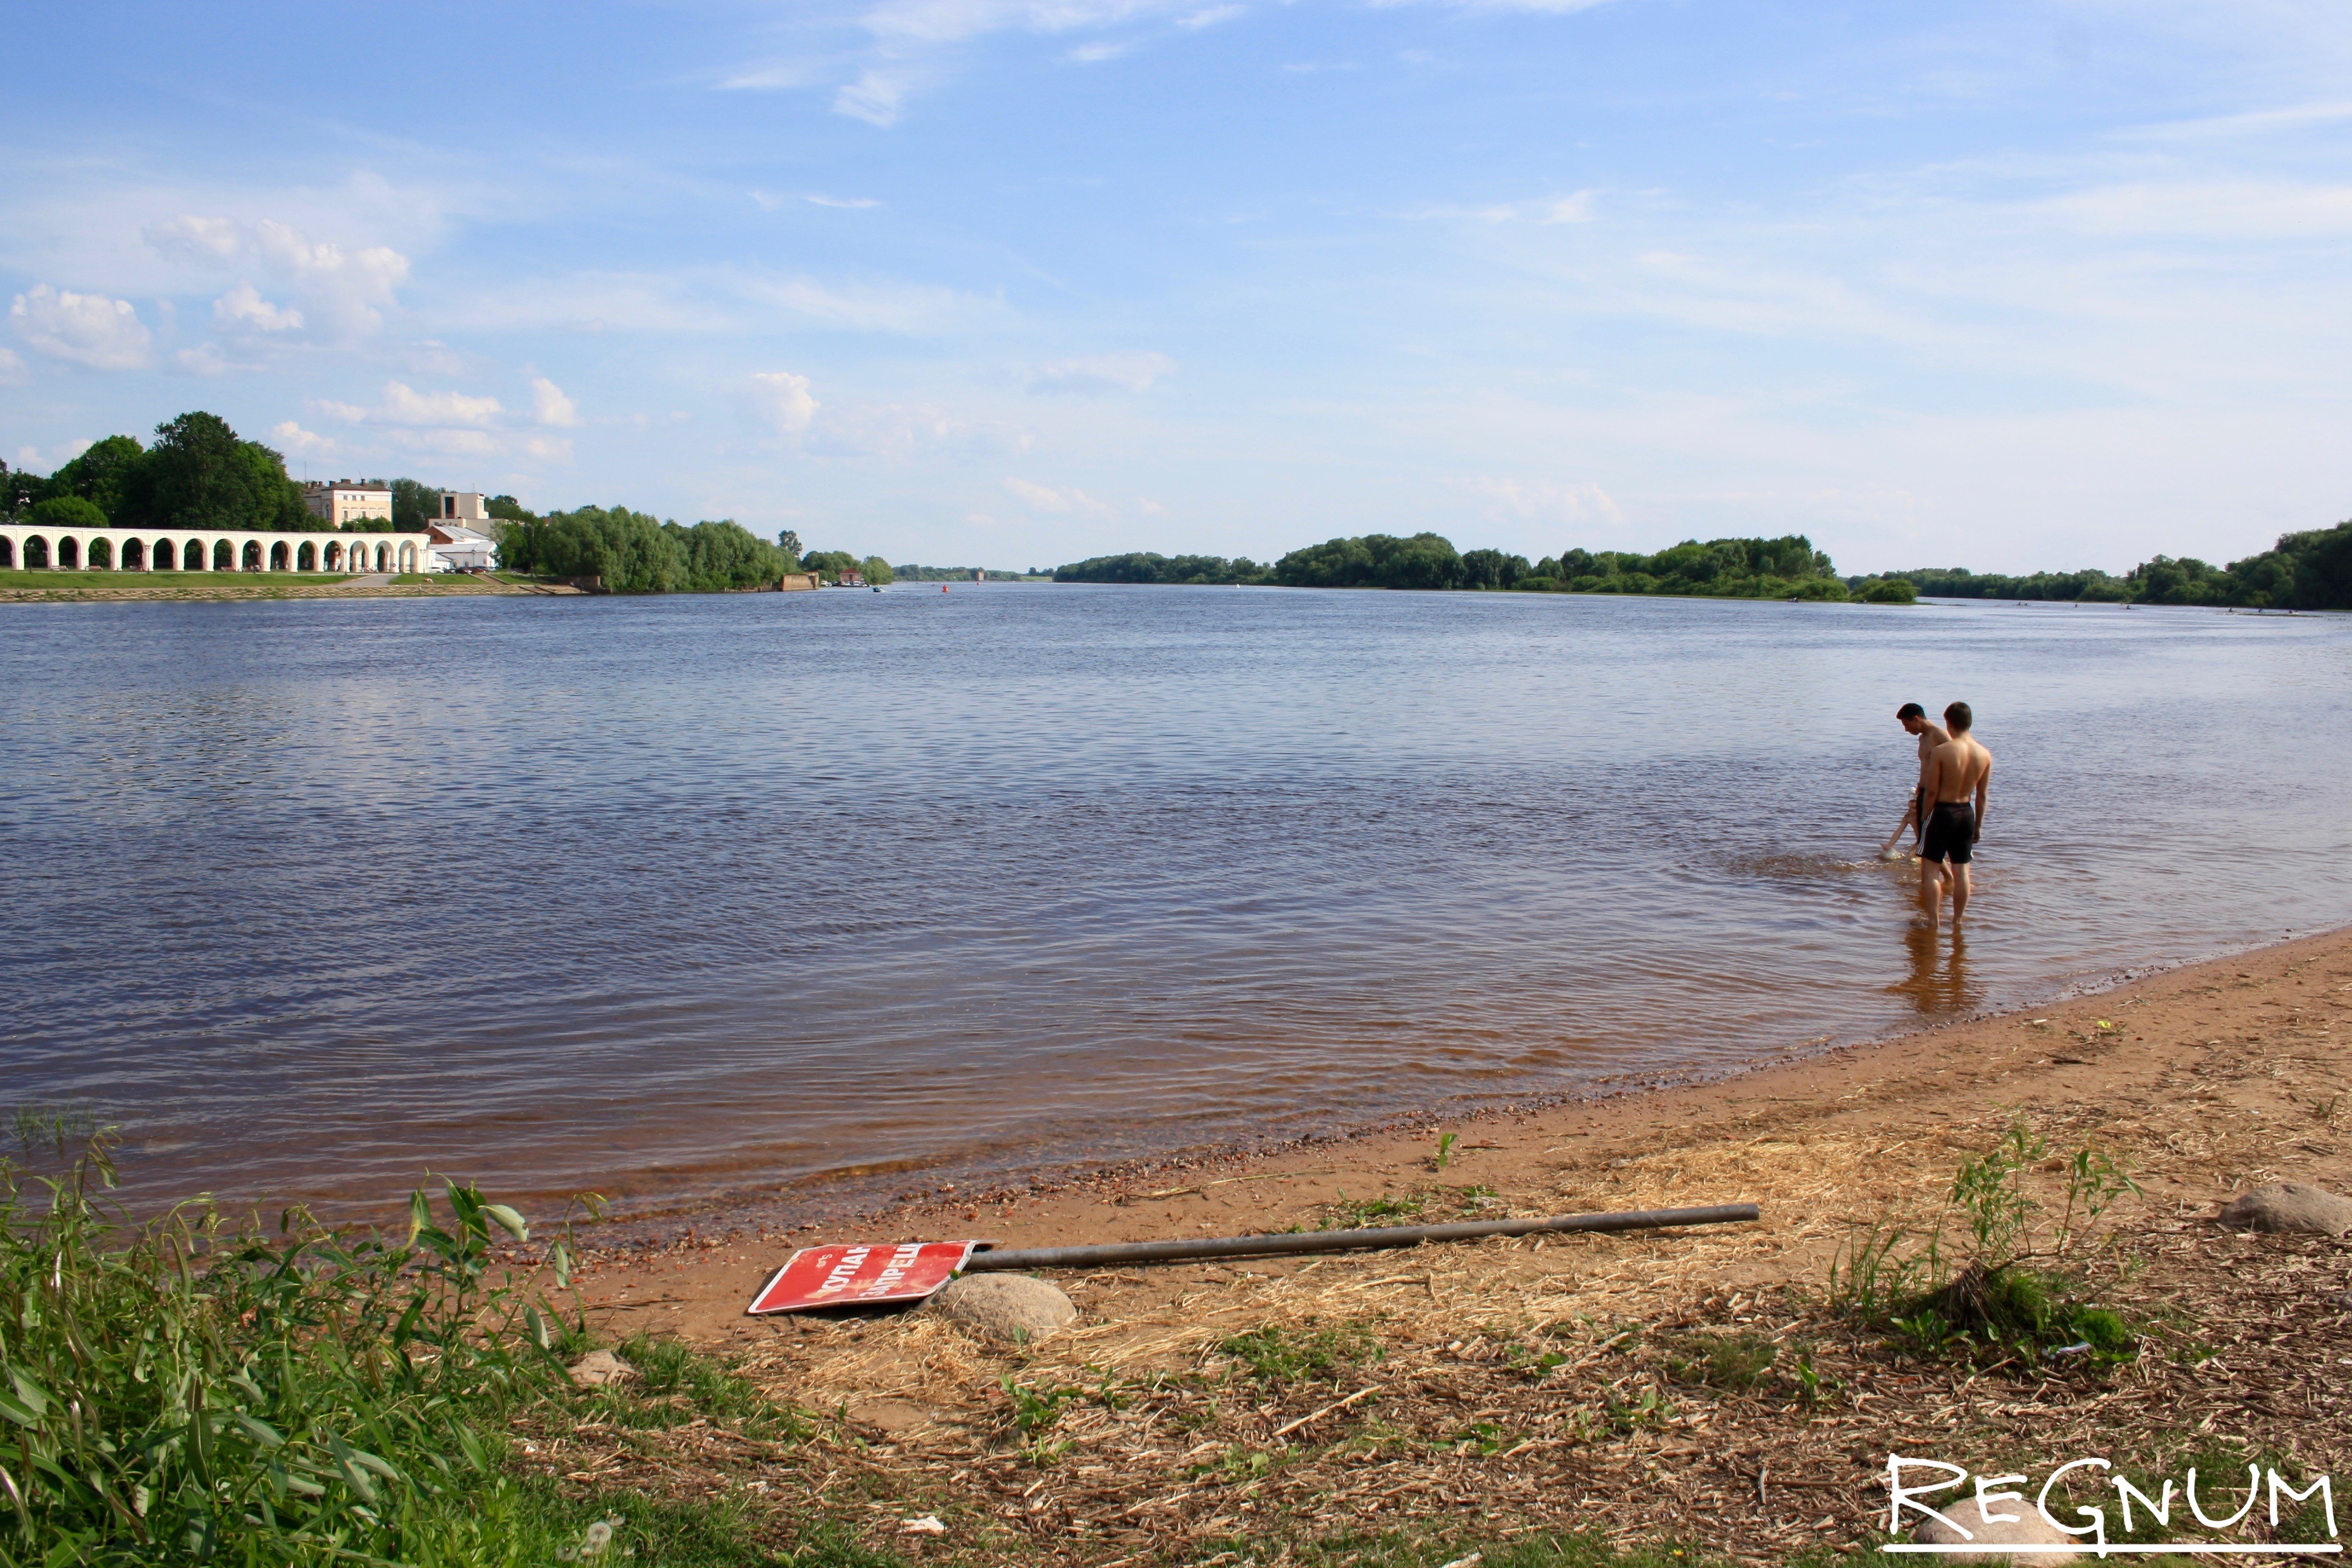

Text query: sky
(4, 2), (2350, 575)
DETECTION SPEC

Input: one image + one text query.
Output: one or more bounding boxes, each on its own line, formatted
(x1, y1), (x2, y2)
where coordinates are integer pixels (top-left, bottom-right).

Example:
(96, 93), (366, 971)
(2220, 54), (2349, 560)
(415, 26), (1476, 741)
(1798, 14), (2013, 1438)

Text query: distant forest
(1895, 519), (2351, 610)
(1056, 534), (1915, 602)
(1053, 517), (2352, 610)
(890, 564), (1054, 581)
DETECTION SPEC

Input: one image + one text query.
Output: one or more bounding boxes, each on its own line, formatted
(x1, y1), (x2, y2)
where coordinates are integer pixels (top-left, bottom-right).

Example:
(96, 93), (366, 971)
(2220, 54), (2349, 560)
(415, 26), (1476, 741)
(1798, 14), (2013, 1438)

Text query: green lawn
(0, 569), (357, 590)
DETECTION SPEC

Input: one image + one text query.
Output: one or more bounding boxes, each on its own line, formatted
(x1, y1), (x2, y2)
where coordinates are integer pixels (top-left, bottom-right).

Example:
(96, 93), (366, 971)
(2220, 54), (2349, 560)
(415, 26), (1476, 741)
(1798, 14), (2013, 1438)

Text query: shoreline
(586, 921), (2327, 1246)
(535, 921), (2352, 1560)
(576, 918), (2352, 1308)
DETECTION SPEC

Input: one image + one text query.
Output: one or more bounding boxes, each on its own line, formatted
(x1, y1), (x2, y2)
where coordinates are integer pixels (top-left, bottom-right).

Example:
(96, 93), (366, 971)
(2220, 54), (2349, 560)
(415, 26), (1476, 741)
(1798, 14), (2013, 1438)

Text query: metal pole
(962, 1202), (1759, 1273)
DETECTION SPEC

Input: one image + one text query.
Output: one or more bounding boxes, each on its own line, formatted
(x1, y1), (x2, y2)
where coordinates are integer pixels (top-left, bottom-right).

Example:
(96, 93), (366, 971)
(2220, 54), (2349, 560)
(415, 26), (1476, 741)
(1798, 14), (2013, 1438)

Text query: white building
(425, 522), (500, 572)
(302, 480), (393, 528)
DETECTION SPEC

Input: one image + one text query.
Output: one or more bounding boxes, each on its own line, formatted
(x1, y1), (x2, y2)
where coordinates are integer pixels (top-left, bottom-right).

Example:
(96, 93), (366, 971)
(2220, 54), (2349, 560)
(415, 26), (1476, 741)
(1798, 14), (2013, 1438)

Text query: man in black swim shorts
(1918, 701), (1993, 933)
(1880, 702), (1949, 858)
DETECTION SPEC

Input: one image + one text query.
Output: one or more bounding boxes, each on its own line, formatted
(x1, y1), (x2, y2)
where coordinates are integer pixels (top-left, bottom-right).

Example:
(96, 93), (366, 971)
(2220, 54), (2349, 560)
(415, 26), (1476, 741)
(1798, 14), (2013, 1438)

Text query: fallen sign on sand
(745, 1202), (1761, 1315)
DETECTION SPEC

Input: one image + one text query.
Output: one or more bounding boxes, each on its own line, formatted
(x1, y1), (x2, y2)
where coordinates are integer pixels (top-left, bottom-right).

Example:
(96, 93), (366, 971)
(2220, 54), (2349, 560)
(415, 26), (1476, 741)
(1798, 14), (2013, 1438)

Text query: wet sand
(575, 923), (2351, 1341)
(531, 927), (2352, 1560)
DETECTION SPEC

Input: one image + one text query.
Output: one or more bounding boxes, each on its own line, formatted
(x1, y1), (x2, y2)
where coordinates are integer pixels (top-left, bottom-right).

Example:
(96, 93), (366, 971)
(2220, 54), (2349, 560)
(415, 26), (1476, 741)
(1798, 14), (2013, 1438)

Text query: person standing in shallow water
(1918, 701), (1993, 932)
(1880, 702), (1949, 859)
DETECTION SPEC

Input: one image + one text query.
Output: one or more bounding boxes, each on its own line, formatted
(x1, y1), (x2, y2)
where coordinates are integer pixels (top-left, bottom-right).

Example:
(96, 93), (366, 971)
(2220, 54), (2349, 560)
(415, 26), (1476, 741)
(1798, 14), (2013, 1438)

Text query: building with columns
(1, 520), (433, 576)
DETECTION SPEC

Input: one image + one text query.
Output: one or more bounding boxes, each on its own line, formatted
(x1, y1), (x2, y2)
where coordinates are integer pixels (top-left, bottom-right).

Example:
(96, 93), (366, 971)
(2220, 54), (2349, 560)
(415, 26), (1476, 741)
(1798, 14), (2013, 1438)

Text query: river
(4, 584), (2347, 1223)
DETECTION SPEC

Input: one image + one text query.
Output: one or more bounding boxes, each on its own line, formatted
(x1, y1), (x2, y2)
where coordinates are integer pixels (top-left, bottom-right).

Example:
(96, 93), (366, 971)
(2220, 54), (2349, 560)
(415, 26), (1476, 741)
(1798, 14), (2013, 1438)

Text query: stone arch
(324, 539), (344, 571)
(86, 536), (111, 570)
(298, 540), (316, 572)
(212, 538), (233, 571)
(0, 535), (13, 568)
(371, 541), (388, 573)
(24, 535), (50, 569)
(399, 540), (417, 572)
(243, 539), (263, 572)
(122, 537), (145, 570)
(184, 539), (206, 570)
(270, 540), (290, 571)
(57, 535), (80, 569)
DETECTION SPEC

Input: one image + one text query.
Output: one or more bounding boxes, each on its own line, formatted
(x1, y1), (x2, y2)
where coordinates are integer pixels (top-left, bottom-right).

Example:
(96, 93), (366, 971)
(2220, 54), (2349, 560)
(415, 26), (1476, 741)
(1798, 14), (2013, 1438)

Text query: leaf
(483, 1204), (529, 1242)
(408, 1189), (431, 1248)
(231, 1412), (285, 1448)
(7, 1370), (50, 1420)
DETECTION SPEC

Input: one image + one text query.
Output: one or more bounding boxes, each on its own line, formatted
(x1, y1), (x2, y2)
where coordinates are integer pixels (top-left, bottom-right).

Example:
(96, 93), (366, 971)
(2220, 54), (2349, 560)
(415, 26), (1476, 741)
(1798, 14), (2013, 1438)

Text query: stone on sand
(567, 1349), (636, 1388)
(2216, 1182), (2352, 1238)
(926, 1274), (1076, 1344)
(1914, 1498), (2080, 1563)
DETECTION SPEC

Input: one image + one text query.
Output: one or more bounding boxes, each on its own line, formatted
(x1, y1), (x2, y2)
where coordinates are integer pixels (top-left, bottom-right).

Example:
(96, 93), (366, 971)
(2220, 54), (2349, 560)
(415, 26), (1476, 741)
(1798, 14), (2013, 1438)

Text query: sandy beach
(541, 926), (2352, 1560)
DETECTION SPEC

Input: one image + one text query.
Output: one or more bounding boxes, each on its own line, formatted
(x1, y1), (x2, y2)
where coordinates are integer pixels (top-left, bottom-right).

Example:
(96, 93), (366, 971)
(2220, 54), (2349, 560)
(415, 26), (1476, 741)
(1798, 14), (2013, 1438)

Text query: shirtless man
(1918, 701), (1993, 932)
(1879, 702), (1950, 858)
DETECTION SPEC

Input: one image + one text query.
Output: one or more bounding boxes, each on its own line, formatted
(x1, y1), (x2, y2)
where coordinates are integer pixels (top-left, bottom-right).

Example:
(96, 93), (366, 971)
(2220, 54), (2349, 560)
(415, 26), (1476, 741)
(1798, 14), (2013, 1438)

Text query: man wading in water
(1879, 702), (1949, 859)
(1918, 701), (1993, 933)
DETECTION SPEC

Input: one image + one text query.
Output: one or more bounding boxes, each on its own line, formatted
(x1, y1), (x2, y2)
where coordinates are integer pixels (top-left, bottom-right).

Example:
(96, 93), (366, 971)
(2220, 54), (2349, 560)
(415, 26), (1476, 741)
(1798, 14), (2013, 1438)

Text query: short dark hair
(1896, 702), (1925, 721)
(1944, 701), (1973, 732)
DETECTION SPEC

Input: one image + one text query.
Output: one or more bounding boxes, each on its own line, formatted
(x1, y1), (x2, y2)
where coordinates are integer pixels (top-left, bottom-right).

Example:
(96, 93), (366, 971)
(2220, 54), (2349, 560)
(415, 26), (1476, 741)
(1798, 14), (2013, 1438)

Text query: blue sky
(4, 2), (2349, 573)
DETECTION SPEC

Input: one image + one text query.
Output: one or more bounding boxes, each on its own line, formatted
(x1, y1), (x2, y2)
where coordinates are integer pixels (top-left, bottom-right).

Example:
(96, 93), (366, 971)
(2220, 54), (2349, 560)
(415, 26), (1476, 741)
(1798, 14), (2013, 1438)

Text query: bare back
(1927, 734), (1991, 803)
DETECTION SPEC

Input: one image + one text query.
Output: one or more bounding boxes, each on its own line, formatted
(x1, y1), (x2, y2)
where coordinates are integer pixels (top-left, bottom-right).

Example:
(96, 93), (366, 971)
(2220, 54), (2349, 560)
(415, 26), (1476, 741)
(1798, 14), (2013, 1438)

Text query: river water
(4, 586), (2348, 1223)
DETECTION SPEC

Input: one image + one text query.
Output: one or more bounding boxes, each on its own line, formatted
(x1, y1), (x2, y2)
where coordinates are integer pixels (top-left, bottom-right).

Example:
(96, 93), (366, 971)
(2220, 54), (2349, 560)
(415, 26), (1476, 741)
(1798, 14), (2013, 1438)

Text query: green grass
(0, 569), (356, 590)
(0, 1138), (599, 1566)
(1218, 1323), (1381, 1386)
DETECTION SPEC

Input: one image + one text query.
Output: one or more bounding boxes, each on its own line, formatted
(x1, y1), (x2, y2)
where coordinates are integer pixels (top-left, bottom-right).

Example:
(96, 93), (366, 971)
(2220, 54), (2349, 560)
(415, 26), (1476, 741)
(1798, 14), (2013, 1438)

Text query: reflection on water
(1892, 925), (1982, 1016)
(1, 587), (2347, 1221)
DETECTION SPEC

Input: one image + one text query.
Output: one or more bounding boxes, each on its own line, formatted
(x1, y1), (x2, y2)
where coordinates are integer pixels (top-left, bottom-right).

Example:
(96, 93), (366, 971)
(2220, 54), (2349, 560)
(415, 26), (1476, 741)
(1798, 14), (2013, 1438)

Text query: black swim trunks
(1922, 800), (1975, 864)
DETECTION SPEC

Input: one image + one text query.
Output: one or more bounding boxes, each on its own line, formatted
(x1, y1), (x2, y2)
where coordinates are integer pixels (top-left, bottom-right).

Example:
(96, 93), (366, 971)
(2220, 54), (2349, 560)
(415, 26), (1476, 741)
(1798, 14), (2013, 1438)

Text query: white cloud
(10, 284), (151, 369)
(523, 435), (575, 462)
(805, 193), (884, 209)
(835, 68), (920, 126)
(380, 382), (504, 426)
(1178, 5), (1242, 28)
(170, 342), (256, 376)
(1137, 496), (1168, 516)
(324, 381), (505, 427)
(1067, 41), (1128, 62)
(1452, 475), (1624, 526)
(1028, 350), (1175, 394)
(0, 348), (27, 387)
(1004, 475), (1111, 515)
(270, 420), (336, 457)
(531, 376), (581, 427)
(739, 370), (821, 437)
(144, 215), (409, 338)
(213, 282), (304, 333)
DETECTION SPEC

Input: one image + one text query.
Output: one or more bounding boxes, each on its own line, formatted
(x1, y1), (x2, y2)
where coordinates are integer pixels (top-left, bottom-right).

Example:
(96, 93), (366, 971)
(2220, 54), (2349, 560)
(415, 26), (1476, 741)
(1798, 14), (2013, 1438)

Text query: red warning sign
(746, 1240), (983, 1315)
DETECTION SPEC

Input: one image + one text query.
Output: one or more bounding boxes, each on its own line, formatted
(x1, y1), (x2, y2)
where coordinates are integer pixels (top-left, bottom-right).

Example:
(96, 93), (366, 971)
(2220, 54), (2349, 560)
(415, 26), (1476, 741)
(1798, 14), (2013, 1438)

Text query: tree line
(0, 410), (543, 540)
(1892, 520), (2351, 610)
(1054, 532), (1915, 601)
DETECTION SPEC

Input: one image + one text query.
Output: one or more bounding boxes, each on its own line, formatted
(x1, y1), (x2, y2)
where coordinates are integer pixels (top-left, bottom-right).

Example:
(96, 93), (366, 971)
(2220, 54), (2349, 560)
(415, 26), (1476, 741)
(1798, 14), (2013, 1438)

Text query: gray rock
(567, 1348), (636, 1388)
(2216, 1183), (2352, 1237)
(925, 1273), (1076, 1345)
(1914, 1498), (2081, 1563)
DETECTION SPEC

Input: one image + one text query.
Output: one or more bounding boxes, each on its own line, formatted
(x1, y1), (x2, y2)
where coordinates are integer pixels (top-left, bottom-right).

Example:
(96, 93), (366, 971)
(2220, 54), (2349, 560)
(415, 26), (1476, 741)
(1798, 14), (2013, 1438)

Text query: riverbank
(0, 567), (547, 603)
(546, 926), (2352, 1561)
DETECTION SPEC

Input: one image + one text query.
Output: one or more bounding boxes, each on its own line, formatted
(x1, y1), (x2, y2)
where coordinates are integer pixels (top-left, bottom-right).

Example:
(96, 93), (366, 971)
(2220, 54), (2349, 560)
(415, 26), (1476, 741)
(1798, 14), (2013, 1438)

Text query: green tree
(390, 478), (438, 532)
(235, 440), (316, 531)
(667, 518), (793, 589)
(41, 435), (145, 523)
(485, 494), (535, 523)
(27, 495), (108, 531)
(124, 411), (281, 531)
(1, 460), (44, 521)
(1273, 532), (1466, 590)
(501, 505), (689, 592)
(800, 549), (858, 581)
(860, 555), (895, 586)
(776, 529), (802, 560)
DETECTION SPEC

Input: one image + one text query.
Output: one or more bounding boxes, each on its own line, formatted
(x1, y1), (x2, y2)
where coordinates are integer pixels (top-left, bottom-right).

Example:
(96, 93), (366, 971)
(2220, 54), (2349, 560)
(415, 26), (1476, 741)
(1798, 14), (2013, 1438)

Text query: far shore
(550, 923), (2352, 1560)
